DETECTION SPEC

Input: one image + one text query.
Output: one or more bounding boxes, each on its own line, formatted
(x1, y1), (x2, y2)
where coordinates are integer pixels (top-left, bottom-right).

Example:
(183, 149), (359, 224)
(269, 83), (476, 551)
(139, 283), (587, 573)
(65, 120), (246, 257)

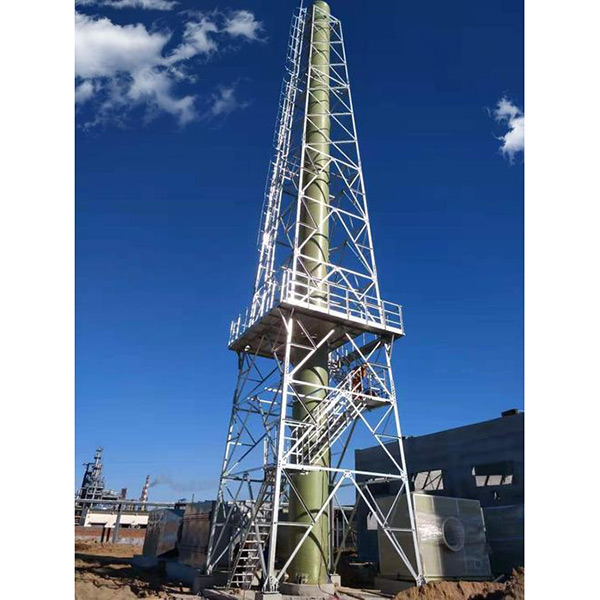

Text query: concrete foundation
(279, 582), (336, 598)
(132, 554), (159, 569)
(192, 573), (229, 594)
(200, 586), (388, 600)
(372, 577), (414, 595)
(200, 589), (239, 600)
(256, 593), (283, 600)
(165, 561), (200, 585)
(337, 589), (388, 600)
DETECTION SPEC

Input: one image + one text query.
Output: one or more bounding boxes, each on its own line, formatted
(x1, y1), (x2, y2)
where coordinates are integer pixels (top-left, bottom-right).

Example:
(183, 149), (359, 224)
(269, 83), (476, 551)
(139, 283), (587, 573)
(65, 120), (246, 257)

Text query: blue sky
(75, 0), (524, 501)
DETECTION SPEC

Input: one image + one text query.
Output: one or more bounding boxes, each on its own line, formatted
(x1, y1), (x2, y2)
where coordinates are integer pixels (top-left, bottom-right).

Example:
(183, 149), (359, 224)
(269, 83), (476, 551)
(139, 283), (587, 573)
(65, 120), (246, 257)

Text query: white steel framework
(206, 3), (424, 591)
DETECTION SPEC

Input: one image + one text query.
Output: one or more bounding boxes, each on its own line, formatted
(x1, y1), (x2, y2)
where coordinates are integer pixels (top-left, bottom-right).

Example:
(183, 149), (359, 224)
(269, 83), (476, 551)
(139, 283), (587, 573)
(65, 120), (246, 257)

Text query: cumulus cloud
(75, 80), (96, 104)
(208, 84), (248, 118)
(128, 67), (196, 124)
(75, 13), (169, 79)
(223, 10), (264, 41)
(76, 0), (178, 10)
(75, 12), (194, 125)
(166, 17), (219, 63)
(493, 97), (524, 162)
(75, 9), (263, 128)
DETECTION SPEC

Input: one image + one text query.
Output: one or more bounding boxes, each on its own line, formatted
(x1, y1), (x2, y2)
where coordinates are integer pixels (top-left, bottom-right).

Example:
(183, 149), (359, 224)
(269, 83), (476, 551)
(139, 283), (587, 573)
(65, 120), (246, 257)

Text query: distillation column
(288, 0), (331, 586)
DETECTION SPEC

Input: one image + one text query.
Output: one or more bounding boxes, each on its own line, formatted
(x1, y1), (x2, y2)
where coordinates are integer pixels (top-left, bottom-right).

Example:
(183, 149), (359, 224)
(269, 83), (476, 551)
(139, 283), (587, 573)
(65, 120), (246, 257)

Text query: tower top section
(229, 1), (404, 357)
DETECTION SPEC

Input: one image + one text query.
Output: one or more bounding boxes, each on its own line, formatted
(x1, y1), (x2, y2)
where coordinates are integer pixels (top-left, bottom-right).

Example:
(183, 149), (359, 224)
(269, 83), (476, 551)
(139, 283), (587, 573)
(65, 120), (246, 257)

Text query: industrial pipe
(288, 0), (331, 586)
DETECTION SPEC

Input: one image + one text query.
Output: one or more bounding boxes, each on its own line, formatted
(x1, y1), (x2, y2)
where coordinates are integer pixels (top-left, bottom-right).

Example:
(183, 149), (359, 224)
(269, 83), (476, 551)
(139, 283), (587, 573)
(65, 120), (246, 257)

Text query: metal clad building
(355, 411), (524, 575)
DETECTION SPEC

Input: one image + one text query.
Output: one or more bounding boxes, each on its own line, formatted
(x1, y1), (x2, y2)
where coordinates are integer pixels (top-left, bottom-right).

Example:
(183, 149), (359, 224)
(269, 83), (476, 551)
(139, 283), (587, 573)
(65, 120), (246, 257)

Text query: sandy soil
(75, 543), (524, 600)
(393, 569), (524, 600)
(75, 543), (188, 600)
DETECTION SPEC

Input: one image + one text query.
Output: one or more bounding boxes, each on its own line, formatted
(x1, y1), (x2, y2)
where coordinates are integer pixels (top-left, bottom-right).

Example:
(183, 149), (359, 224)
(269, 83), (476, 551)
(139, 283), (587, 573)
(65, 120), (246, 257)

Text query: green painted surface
(288, 0), (331, 586)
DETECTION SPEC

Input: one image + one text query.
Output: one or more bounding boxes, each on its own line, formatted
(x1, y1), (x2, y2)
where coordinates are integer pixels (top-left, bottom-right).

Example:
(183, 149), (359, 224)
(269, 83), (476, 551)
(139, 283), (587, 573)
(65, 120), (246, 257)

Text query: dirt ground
(393, 569), (524, 600)
(76, 543), (524, 600)
(75, 542), (189, 600)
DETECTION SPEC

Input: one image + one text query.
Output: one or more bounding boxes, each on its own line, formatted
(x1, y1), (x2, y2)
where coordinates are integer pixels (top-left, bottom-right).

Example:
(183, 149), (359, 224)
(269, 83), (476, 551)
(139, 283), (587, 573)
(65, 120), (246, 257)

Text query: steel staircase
(288, 369), (377, 466)
(228, 469), (276, 589)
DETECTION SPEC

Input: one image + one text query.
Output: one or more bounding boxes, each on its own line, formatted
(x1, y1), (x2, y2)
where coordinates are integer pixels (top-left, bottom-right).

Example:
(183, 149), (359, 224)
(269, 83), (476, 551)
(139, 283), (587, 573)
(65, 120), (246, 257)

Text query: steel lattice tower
(206, 1), (424, 592)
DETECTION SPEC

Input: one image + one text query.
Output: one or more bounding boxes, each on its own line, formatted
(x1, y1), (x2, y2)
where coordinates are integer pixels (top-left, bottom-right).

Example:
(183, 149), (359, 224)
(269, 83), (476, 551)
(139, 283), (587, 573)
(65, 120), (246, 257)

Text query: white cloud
(75, 80), (96, 104)
(208, 85), (248, 118)
(75, 13), (169, 79)
(76, 0), (178, 10)
(128, 68), (195, 124)
(493, 97), (524, 162)
(75, 12), (194, 125)
(75, 9), (264, 128)
(166, 17), (219, 63)
(109, 0), (178, 9)
(223, 10), (263, 41)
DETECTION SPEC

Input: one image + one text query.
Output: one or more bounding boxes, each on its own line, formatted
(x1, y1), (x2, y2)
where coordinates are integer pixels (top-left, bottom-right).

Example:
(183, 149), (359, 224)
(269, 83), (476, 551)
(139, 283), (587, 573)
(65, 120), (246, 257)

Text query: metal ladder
(253, 6), (307, 314)
(228, 469), (276, 589)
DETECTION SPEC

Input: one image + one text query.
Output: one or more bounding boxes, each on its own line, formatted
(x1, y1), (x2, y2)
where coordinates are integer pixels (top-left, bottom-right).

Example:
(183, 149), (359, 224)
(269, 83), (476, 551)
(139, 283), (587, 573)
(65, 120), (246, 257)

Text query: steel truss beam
(206, 310), (424, 589)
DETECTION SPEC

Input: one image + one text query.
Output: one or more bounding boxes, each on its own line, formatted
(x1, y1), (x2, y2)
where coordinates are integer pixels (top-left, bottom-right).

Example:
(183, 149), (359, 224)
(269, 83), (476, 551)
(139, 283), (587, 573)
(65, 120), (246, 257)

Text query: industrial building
(355, 410), (524, 575)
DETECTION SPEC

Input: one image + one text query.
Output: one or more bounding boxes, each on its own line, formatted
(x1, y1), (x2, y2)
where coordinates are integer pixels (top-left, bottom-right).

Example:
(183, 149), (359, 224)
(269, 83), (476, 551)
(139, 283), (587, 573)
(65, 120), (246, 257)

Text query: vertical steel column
(205, 353), (248, 574)
(288, 0), (331, 586)
(266, 315), (295, 590)
(386, 342), (426, 584)
(112, 502), (123, 544)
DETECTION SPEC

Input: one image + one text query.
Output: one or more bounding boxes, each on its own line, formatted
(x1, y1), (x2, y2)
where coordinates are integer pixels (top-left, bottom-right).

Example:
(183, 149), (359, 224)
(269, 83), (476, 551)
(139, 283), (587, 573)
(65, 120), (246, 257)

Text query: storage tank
(377, 493), (491, 582)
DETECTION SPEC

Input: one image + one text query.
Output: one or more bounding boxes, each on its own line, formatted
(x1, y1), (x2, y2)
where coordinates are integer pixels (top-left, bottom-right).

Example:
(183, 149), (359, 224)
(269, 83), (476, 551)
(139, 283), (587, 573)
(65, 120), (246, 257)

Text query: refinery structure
(75, 447), (158, 532)
(75, 447), (122, 526)
(205, 0), (423, 592)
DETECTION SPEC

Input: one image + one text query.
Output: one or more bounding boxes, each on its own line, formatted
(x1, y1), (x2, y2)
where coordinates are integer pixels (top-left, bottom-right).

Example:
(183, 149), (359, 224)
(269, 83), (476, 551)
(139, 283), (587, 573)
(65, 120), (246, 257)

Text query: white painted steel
(206, 4), (424, 591)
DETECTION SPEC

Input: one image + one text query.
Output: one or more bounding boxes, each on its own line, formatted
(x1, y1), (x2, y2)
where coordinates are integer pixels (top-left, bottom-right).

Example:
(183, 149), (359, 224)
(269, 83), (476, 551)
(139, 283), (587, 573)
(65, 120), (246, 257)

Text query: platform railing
(282, 269), (403, 332)
(229, 267), (404, 346)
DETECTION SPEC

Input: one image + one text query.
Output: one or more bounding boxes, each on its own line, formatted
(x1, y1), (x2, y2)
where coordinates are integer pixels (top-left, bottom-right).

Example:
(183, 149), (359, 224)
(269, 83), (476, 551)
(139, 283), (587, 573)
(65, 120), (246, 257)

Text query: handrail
(229, 267), (403, 345)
